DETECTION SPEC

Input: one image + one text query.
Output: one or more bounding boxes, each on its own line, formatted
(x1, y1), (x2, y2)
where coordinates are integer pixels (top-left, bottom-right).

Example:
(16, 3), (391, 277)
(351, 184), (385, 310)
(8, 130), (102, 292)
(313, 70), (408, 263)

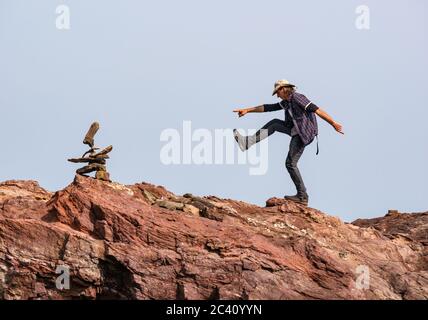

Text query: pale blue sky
(0, 0), (427, 222)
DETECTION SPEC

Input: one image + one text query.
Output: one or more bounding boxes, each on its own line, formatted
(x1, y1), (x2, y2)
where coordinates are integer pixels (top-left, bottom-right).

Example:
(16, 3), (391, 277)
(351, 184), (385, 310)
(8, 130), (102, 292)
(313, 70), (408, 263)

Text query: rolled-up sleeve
(263, 103), (282, 112)
(294, 93), (319, 113)
(306, 103), (319, 112)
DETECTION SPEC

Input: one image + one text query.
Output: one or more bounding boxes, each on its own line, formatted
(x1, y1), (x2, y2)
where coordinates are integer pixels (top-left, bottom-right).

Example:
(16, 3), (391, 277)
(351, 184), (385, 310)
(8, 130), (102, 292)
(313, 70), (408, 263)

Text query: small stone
(199, 207), (224, 222)
(168, 195), (182, 202)
(266, 197), (287, 207)
(183, 204), (200, 216)
(95, 171), (110, 181)
(142, 190), (157, 204)
(386, 210), (400, 217)
(156, 200), (184, 211)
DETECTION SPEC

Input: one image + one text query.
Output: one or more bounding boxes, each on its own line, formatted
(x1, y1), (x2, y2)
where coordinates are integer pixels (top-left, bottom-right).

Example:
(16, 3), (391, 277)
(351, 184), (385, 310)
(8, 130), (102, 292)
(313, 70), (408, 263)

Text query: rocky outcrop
(0, 176), (427, 300)
(353, 210), (428, 245)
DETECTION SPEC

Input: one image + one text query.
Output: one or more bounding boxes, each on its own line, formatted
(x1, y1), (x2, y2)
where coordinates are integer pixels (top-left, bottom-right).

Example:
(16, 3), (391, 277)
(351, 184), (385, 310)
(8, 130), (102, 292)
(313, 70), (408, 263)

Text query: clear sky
(0, 0), (427, 222)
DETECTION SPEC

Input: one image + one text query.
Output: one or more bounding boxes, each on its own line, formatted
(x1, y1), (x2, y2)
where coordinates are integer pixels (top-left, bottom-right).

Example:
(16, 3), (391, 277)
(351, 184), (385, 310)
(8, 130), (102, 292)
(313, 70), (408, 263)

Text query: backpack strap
(316, 135), (319, 155)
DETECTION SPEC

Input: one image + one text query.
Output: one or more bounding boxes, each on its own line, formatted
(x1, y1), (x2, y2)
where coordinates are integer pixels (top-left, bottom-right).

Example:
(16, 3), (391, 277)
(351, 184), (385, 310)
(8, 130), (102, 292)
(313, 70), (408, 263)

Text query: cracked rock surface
(0, 176), (427, 299)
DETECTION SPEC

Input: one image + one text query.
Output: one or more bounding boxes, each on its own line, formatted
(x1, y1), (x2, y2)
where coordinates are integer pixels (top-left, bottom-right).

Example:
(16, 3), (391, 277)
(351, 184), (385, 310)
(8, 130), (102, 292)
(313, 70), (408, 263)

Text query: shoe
(284, 194), (308, 206)
(233, 129), (248, 151)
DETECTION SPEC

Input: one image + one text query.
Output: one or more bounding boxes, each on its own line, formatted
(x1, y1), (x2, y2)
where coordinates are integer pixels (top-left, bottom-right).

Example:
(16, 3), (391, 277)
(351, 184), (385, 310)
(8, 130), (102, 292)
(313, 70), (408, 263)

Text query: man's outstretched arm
(233, 103), (281, 117)
(233, 105), (264, 117)
(315, 108), (344, 134)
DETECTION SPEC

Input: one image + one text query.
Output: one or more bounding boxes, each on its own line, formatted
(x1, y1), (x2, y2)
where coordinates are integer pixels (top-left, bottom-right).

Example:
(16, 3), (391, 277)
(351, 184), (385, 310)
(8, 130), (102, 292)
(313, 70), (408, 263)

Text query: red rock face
(0, 176), (427, 300)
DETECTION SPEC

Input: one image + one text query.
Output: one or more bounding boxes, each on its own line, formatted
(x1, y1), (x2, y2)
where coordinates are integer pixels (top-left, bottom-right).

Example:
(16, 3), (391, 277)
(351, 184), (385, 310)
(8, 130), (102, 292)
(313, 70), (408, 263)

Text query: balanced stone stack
(68, 122), (113, 181)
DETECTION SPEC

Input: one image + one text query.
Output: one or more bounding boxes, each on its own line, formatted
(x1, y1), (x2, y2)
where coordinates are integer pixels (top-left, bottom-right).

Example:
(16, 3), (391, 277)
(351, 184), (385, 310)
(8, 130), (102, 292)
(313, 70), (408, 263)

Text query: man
(233, 79), (343, 205)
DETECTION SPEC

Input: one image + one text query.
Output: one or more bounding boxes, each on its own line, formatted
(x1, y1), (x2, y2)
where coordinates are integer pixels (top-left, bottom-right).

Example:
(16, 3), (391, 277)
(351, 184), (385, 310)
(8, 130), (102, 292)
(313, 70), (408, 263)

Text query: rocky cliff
(0, 176), (427, 300)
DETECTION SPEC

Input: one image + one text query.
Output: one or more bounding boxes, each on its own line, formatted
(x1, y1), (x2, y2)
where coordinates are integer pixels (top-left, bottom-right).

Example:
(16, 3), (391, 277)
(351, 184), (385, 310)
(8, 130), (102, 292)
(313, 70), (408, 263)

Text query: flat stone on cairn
(68, 122), (113, 182)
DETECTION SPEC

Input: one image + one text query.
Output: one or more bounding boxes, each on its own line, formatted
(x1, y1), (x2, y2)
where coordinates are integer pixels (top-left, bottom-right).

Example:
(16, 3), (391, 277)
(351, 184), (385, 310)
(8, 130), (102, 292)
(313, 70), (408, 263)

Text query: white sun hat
(272, 79), (296, 96)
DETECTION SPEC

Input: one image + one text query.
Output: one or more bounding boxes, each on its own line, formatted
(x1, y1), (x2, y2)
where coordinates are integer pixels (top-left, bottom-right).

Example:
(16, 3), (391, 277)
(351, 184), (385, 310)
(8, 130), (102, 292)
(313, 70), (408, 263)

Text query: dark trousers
(255, 119), (308, 198)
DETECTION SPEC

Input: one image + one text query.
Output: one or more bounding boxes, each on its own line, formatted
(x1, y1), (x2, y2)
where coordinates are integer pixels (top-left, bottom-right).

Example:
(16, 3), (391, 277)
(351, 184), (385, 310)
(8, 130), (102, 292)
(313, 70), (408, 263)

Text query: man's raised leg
(234, 119), (290, 151)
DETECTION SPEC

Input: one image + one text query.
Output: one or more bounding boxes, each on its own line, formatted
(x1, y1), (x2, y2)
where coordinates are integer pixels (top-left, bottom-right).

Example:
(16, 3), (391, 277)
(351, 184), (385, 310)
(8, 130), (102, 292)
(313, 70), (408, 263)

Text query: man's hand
(233, 108), (249, 118)
(332, 121), (344, 134)
(233, 105), (264, 117)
